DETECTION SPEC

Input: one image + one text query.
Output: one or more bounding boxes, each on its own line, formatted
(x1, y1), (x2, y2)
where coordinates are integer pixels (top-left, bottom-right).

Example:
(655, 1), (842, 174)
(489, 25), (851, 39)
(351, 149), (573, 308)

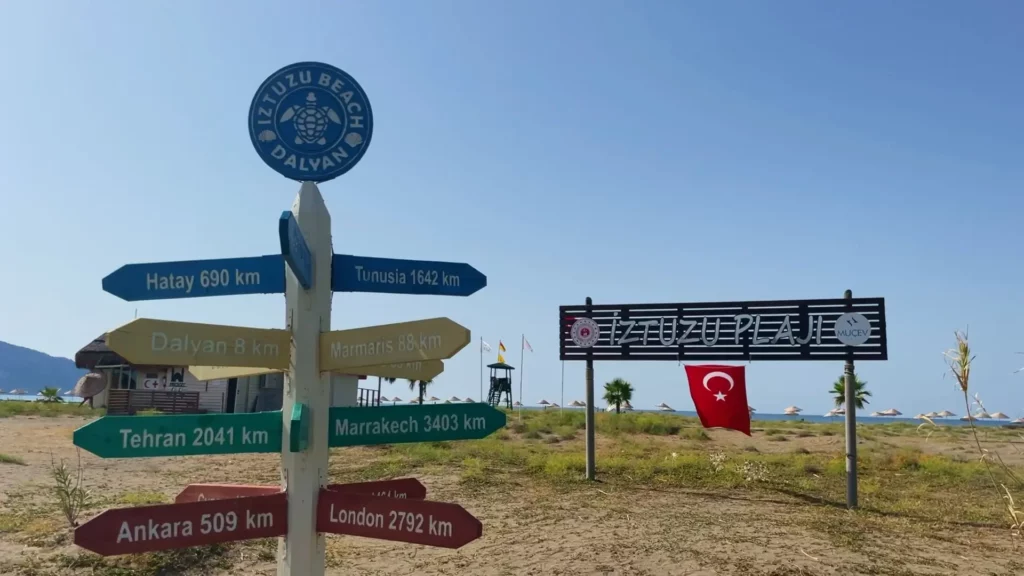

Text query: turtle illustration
(279, 92), (342, 145)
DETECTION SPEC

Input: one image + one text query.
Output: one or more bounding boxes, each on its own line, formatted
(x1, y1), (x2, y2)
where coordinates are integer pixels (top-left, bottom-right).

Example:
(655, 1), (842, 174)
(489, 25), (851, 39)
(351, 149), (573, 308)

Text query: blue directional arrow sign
(102, 255), (285, 302)
(279, 211), (313, 289)
(331, 254), (486, 297)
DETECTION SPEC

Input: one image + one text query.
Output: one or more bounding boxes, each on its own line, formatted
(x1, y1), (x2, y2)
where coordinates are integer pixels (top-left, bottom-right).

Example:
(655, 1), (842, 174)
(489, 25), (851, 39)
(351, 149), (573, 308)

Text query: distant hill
(0, 340), (87, 394)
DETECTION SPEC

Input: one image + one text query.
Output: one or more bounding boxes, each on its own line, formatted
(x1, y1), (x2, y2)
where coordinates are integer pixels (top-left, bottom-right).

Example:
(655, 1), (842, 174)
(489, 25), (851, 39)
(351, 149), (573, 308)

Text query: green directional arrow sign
(328, 404), (506, 447)
(73, 411), (283, 458)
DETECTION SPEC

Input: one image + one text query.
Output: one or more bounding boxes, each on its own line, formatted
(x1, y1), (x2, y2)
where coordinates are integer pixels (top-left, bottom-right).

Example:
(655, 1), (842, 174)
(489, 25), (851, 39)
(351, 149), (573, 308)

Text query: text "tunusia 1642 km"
(353, 266), (461, 288)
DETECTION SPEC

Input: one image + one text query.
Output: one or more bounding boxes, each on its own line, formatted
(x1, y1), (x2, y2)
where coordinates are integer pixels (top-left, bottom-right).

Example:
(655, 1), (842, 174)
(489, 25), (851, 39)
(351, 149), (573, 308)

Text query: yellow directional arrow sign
(107, 318), (291, 370)
(188, 360), (443, 382)
(320, 318), (470, 370)
(355, 360), (444, 381)
(188, 366), (280, 381)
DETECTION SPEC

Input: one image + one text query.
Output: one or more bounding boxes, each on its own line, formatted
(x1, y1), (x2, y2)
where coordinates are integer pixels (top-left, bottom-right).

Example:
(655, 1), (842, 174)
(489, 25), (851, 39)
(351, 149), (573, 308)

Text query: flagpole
(479, 336), (483, 404)
(518, 334), (525, 421)
(560, 360), (564, 413)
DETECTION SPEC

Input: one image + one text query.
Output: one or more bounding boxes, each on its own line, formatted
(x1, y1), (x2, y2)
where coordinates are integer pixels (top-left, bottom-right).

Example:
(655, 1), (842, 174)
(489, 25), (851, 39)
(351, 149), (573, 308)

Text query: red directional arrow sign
(326, 478), (426, 500)
(75, 493), (287, 556)
(175, 484), (282, 504)
(175, 478), (426, 505)
(317, 489), (481, 549)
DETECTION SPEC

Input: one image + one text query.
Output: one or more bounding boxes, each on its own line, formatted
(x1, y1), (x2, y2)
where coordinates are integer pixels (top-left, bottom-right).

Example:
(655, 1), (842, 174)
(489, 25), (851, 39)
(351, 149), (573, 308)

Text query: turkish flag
(684, 364), (751, 436)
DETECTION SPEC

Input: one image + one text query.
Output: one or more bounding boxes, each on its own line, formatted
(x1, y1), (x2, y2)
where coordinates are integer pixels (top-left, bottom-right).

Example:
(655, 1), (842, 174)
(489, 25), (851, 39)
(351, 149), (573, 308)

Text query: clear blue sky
(1, 1), (1022, 416)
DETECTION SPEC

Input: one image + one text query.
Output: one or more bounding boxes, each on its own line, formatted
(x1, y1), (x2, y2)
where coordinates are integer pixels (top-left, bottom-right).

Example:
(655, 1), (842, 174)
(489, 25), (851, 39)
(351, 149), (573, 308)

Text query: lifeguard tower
(486, 361), (514, 409)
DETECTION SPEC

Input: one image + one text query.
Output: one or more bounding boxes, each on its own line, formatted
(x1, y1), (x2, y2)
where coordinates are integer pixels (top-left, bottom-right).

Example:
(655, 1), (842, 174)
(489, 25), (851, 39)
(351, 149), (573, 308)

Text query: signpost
(73, 412), (283, 458)
(279, 211), (313, 290)
(332, 254), (486, 297)
(320, 317), (471, 371)
(74, 61), (490, 575)
(176, 484), (282, 504)
(317, 491), (482, 549)
(560, 295), (888, 507)
(102, 255), (285, 301)
(188, 360), (444, 383)
(106, 318), (291, 369)
(326, 478), (427, 500)
(353, 360), (444, 381)
(176, 478), (426, 505)
(328, 403), (506, 447)
(188, 365), (279, 381)
(558, 297), (888, 362)
(74, 493), (288, 556)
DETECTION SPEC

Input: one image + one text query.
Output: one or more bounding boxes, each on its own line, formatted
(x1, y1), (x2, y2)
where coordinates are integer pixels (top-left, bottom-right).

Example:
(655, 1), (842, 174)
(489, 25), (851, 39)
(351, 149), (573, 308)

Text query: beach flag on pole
(684, 364), (751, 436)
(523, 337), (533, 353)
(499, 341), (506, 353)
(481, 340), (492, 352)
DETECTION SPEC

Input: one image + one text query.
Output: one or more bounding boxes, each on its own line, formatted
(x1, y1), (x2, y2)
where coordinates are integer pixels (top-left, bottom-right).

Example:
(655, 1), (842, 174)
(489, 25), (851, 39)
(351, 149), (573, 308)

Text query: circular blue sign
(248, 62), (373, 183)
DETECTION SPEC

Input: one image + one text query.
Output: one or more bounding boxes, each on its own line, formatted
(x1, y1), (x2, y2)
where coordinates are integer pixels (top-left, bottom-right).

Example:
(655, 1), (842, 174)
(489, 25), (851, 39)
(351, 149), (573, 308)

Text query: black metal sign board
(559, 297), (887, 362)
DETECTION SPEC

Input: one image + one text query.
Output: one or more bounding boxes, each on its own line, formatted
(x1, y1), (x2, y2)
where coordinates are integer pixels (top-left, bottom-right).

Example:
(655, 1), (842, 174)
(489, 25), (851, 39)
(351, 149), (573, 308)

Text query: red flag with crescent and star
(684, 364), (751, 436)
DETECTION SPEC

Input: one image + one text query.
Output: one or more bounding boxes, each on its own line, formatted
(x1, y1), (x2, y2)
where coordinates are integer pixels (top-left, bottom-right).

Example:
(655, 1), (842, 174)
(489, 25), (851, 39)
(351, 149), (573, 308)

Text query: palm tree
(380, 377), (398, 406)
(37, 387), (64, 403)
(830, 375), (871, 409)
(406, 378), (433, 404)
(602, 378), (634, 414)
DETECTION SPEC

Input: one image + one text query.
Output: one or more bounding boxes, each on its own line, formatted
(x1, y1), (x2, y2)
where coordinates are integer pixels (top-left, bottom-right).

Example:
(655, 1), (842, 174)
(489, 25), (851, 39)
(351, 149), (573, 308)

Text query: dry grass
(0, 408), (1021, 574)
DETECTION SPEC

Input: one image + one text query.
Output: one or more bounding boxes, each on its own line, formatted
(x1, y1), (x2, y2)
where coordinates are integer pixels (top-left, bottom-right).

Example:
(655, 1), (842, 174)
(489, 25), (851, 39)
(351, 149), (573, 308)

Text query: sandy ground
(0, 415), (1020, 576)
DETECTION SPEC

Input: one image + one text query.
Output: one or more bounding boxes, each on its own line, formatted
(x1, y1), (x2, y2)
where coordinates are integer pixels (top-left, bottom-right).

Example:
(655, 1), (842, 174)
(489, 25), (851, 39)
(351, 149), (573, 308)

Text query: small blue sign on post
(248, 62), (373, 183)
(331, 254), (486, 297)
(102, 255), (285, 302)
(279, 211), (313, 289)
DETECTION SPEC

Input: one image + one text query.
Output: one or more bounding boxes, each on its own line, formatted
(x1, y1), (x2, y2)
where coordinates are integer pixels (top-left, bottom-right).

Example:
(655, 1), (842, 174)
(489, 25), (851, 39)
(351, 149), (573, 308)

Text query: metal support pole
(843, 288), (858, 509)
(584, 296), (596, 481)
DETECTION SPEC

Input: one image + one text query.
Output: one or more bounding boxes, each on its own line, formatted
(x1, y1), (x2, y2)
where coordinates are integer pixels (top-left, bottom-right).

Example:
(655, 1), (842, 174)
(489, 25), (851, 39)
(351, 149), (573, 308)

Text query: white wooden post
(278, 182), (332, 576)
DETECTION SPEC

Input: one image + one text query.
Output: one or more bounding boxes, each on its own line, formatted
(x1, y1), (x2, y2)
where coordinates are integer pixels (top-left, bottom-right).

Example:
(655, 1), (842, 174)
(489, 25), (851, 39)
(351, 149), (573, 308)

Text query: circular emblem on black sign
(570, 318), (601, 348)
(248, 61), (373, 183)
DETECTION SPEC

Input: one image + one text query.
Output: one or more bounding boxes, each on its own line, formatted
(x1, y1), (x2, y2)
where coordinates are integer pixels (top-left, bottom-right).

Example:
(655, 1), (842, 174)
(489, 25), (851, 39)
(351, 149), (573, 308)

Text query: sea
(0, 394), (1015, 427)
(1, 393), (83, 402)
(520, 406), (1018, 428)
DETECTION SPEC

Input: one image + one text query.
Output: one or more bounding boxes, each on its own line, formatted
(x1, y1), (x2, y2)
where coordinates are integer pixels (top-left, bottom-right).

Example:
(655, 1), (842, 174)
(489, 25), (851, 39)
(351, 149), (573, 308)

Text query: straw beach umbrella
(550, 402), (560, 408)
(409, 397), (422, 404)
(513, 401), (523, 407)
(659, 404), (675, 412)
(568, 400), (586, 408)
(783, 406), (802, 415)
(463, 397), (474, 403)
(975, 411), (992, 419)
(427, 396), (441, 404)
(537, 399), (551, 409)
(448, 396), (462, 403)
(991, 412), (1010, 420)
(880, 408), (901, 416)
(73, 373), (106, 399)
(937, 410), (955, 418)
(924, 411), (939, 418)
(390, 396), (402, 405)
